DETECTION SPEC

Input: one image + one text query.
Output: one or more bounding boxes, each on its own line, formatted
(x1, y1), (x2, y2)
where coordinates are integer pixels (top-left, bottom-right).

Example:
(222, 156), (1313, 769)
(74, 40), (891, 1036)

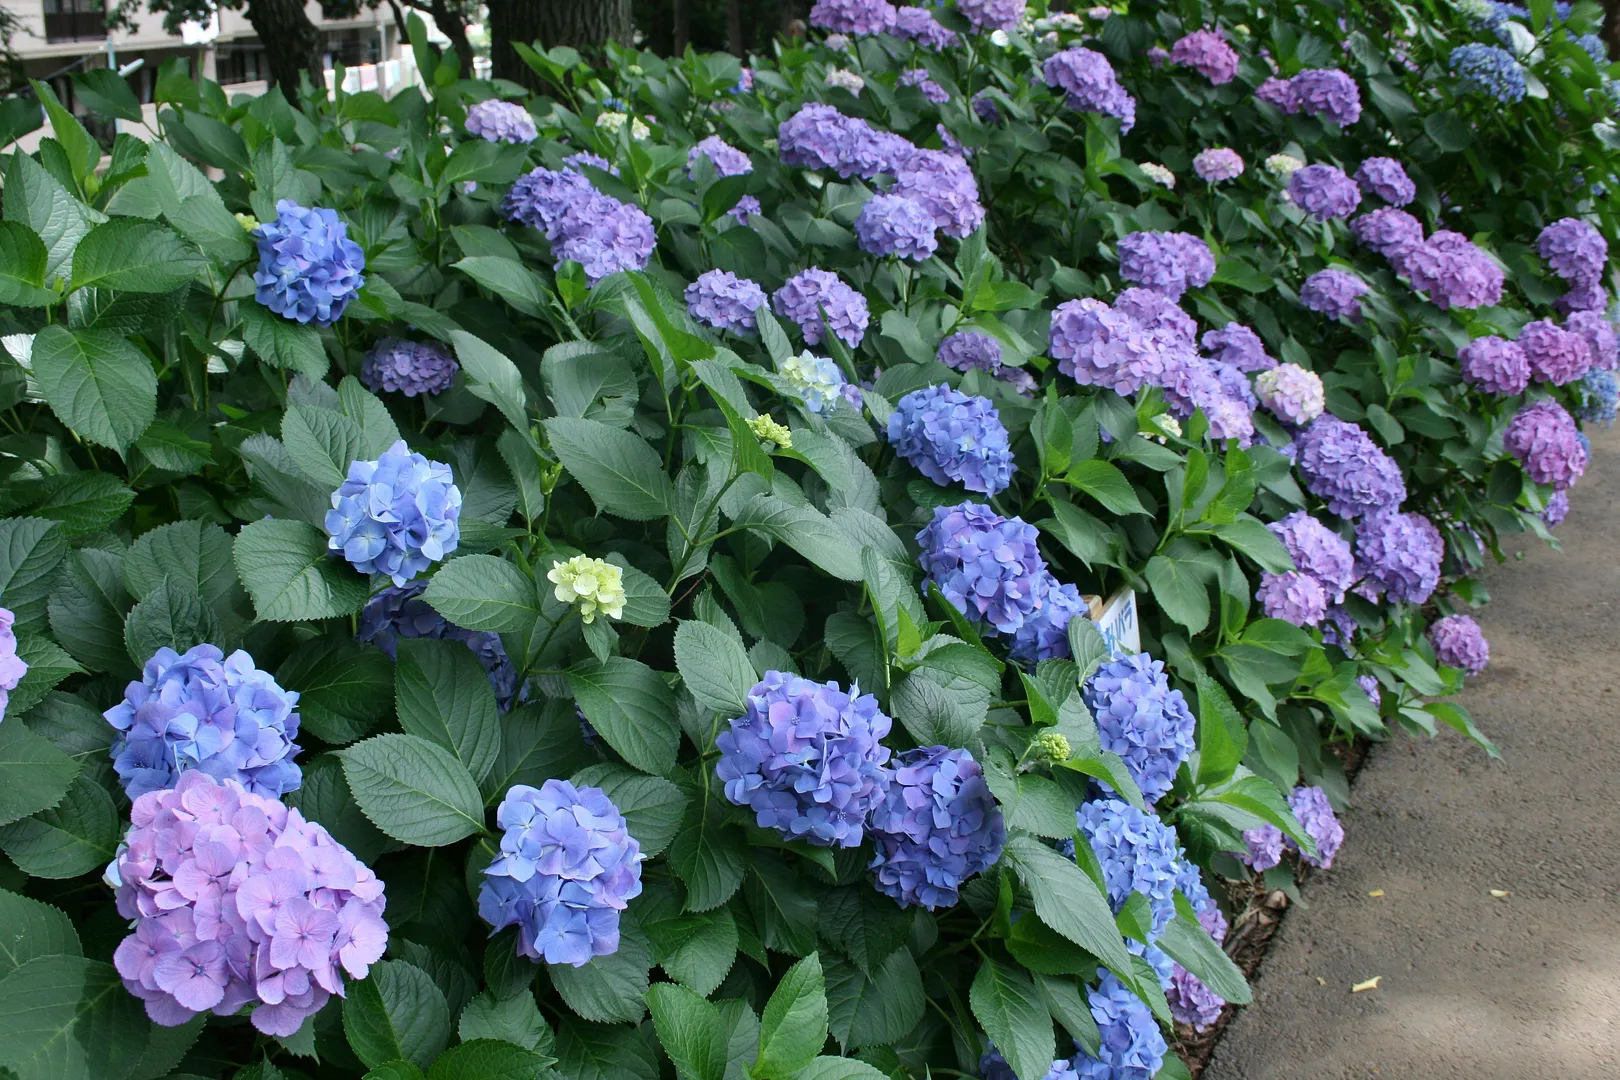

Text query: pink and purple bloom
(686, 269), (768, 333)
(464, 99), (537, 143)
(1170, 29), (1240, 84)
(1428, 613), (1490, 675)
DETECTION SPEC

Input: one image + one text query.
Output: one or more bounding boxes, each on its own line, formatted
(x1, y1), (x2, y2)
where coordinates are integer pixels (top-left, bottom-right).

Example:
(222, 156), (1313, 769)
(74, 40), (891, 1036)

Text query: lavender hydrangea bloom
(112, 771), (387, 1035)
(1007, 579), (1085, 666)
(855, 193), (940, 260)
(899, 68), (950, 104)
(1114, 287), (1199, 342)
(1520, 318), (1593, 385)
(1255, 363), (1326, 427)
(1168, 962), (1226, 1030)
(916, 502), (1048, 634)
(1402, 231), (1505, 310)
(1193, 148), (1244, 182)
(1450, 43), (1527, 102)
(1556, 279), (1609, 315)
(892, 147), (985, 237)
(479, 780), (643, 967)
(550, 194), (657, 284)
(687, 135), (753, 177)
(1117, 231), (1216, 301)
(891, 5), (958, 47)
(1072, 973), (1169, 1080)
(1353, 157), (1416, 205)
(1212, 361), (1258, 410)
(0, 607), (23, 721)
(686, 269), (767, 333)
(888, 385), (1015, 495)
(1202, 323), (1276, 372)
(464, 99), (537, 143)
(1428, 613), (1490, 674)
(1350, 207), (1424, 258)
(325, 440), (461, 586)
(868, 745), (1004, 909)
(504, 167), (596, 232)
(1358, 674), (1382, 707)
(252, 200), (365, 326)
(1288, 785), (1345, 868)
(1290, 68), (1362, 124)
(1170, 29), (1239, 84)
(1048, 299), (1163, 395)
(773, 268), (869, 347)
(1545, 489), (1571, 525)
(938, 330), (1003, 374)
(1268, 511), (1356, 601)
(1354, 511), (1443, 605)
(1295, 416), (1407, 519)
(809, 0), (897, 34)
(1581, 368), (1620, 424)
(1241, 823), (1285, 870)
(1504, 399), (1588, 490)
(1300, 268), (1369, 322)
(362, 338), (457, 398)
(562, 151), (616, 174)
(104, 645), (301, 800)
(730, 195), (762, 223)
(1287, 165), (1362, 220)
(1255, 76), (1298, 112)
(1565, 310), (1619, 371)
(357, 582), (521, 709)
(778, 104), (858, 173)
(1077, 798), (1185, 936)
(1322, 605), (1358, 647)
(715, 671), (893, 846)
(1153, 353), (1227, 423)
(1458, 336), (1530, 395)
(1044, 48), (1137, 133)
(1256, 570), (1329, 627)
(1083, 655), (1196, 803)
(958, 0), (1024, 32)
(1207, 396), (1258, 447)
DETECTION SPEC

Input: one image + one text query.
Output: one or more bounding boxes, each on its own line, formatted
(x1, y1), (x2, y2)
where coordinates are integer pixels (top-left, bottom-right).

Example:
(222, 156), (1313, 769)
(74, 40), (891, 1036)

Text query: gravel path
(1204, 424), (1620, 1080)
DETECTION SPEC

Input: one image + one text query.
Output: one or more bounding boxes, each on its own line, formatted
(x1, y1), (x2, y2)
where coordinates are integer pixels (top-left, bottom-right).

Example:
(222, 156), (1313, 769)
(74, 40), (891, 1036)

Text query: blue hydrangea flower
(938, 331), (1003, 374)
(503, 167), (597, 232)
(1044, 48), (1137, 133)
(252, 200), (365, 326)
(357, 582), (522, 710)
(855, 193), (939, 261)
(1116, 231), (1216, 301)
(686, 269), (767, 333)
(1288, 68), (1363, 125)
(0, 606), (24, 722)
(1201, 323), (1276, 372)
(362, 338), (458, 398)
(715, 671), (893, 847)
(916, 502), (1048, 635)
(868, 745), (1003, 909)
(1008, 579), (1085, 666)
(549, 193), (657, 284)
(980, 1050), (1078, 1080)
(891, 147), (986, 238)
(887, 384), (1014, 496)
(1287, 165), (1362, 221)
(1242, 822), (1284, 870)
(772, 268), (870, 348)
(1076, 798), (1184, 938)
(1450, 43), (1527, 102)
(1579, 368), (1620, 425)
(479, 780), (643, 966)
(1083, 655), (1196, 804)
(1072, 973), (1168, 1080)
(325, 440), (462, 586)
(1287, 785), (1345, 868)
(104, 645), (301, 800)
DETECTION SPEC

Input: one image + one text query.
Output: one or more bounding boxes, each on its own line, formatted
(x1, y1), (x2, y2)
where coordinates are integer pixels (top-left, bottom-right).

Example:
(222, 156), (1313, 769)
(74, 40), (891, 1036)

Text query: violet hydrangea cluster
(1288, 785), (1345, 868)
(1255, 363), (1325, 427)
(1350, 207), (1424, 259)
(1269, 511), (1356, 603)
(112, 770), (387, 1035)
(855, 193), (939, 261)
(1202, 323), (1276, 372)
(1400, 231), (1505, 310)
(549, 192), (657, 284)
(503, 166), (595, 233)
(324, 440), (462, 586)
(464, 99), (537, 143)
(1007, 581), (1086, 666)
(1353, 157), (1416, 205)
(1076, 798), (1186, 937)
(1117, 231), (1216, 301)
(1520, 318), (1593, 385)
(957, 0), (1024, 32)
(1294, 415), (1408, 518)
(1504, 399), (1588, 490)
(773, 267), (870, 347)
(1170, 29), (1239, 84)
(891, 5), (958, 48)
(1354, 511), (1444, 605)
(252, 200), (365, 326)
(1458, 336), (1530, 396)
(478, 780), (643, 966)
(1073, 974), (1169, 1080)
(1082, 654), (1196, 803)
(1299, 268), (1369, 321)
(0, 606), (25, 721)
(1537, 218), (1607, 312)
(892, 147), (987, 237)
(809, 0), (897, 34)
(1044, 48), (1136, 133)
(1287, 165), (1362, 220)
(867, 745), (1005, 909)
(1256, 571), (1329, 627)
(687, 135), (753, 177)
(938, 330), (1004, 374)
(1283, 68), (1363, 124)
(778, 103), (902, 179)
(1566, 310), (1619, 371)
(916, 502), (1050, 636)
(898, 68), (950, 104)
(888, 385), (1015, 495)
(1428, 613), (1490, 675)
(1193, 148), (1244, 182)
(716, 671), (894, 847)
(357, 582), (521, 710)
(104, 645), (302, 800)
(361, 337), (458, 398)
(686, 269), (767, 333)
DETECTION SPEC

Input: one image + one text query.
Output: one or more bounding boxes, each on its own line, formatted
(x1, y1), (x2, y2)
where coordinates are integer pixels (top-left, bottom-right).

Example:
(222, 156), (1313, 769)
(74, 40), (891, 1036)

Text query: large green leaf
(567, 658), (680, 775)
(46, 550), (130, 675)
(1157, 902), (1251, 1005)
(338, 733), (486, 846)
(123, 520), (240, 607)
(240, 304), (328, 381)
(480, 700), (593, 805)
(394, 638), (502, 783)
(233, 519), (368, 623)
(0, 713), (80, 828)
(816, 886), (913, 976)
(646, 906), (738, 997)
(450, 331), (530, 435)
(3, 139), (101, 281)
(122, 580), (220, 667)
(142, 142), (254, 264)
(422, 555), (542, 633)
(754, 952), (828, 1079)
(727, 495), (864, 582)
(342, 960), (451, 1069)
(0, 891), (81, 980)
(457, 992), (554, 1055)
(572, 764), (687, 857)
(0, 956), (147, 1080)
(0, 221), (55, 307)
(969, 958), (1053, 1080)
(0, 773), (118, 879)
(278, 636), (396, 745)
(646, 983), (727, 1080)
(544, 417), (675, 521)
(1002, 834), (1133, 978)
(672, 619), (756, 718)
(30, 326), (157, 454)
(68, 219), (204, 294)
(0, 519), (67, 629)
(825, 950), (925, 1052)
(426, 1040), (550, 1080)
(549, 916), (653, 1024)
(282, 401), (364, 489)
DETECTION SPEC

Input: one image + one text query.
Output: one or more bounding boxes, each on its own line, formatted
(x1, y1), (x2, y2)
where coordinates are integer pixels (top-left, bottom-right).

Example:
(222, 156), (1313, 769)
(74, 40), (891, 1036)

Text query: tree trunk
(489, 0), (633, 87)
(673, 0), (690, 55)
(427, 0), (477, 75)
(1606, 0), (1620, 60)
(243, 0), (325, 102)
(726, 0), (743, 55)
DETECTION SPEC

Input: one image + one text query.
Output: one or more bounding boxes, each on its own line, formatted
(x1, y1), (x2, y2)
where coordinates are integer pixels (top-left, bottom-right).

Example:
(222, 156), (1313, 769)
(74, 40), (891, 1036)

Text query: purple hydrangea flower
(809, 0), (897, 34)
(958, 0), (1024, 32)
(1083, 654), (1196, 803)
(1287, 165), (1362, 220)
(1458, 336), (1530, 396)
(1117, 231), (1216, 301)
(1077, 798), (1185, 937)
(1504, 399), (1588, 490)
(503, 167), (595, 232)
(888, 384), (1015, 495)
(561, 151), (616, 175)
(1354, 511), (1443, 605)
(1255, 363), (1326, 426)
(1241, 822), (1284, 870)
(1207, 396), (1258, 447)
(1322, 605), (1358, 647)
(1357, 674), (1382, 707)
(1545, 489), (1571, 526)
(1565, 311), (1619, 371)
(362, 338), (457, 398)
(1049, 299), (1165, 395)
(1268, 511), (1355, 601)
(1212, 361), (1258, 409)
(1289, 68), (1362, 125)
(1287, 785), (1344, 868)
(1428, 613), (1490, 675)
(1202, 323), (1276, 372)
(104, 645), (301, 800)
(687, 135), (753, 177)
(868, 745), (1004, 909)
(1300, 268), (1369, 321)
(1193, 147), (1244, 182)
(1170, 29), (1239, 85)
(1350, 207), (1424, 259)
(1166, 880), (1228, 1029)
(730, 195), (762, 223)
(778, 104), (856, 172)
(1152, 353), (1228, 423)
(916, 502), (1047, 634)
(1256, 570), (1329, 627)
(464, 99), (537, 143)
(973, 91), (1004, 124)
(1255, 76), (1297, 112)
(715, 671), (893, 847)
(550, 193), (657, 284)
(1008, 579), (1085, 666)
(1401, 231), (1505, 310)
(1115, 287), (1199, 342)
(891, 147), (985, 238)
(1072, 973), (1169, 1080)
(1044, 48), (1137, 133)
(686, 269), (767, 333)
(113, 771), (387, 1036)
(899, 68), (950, 104)
(357, 582), (521, 709)
(1557, 280), (1609, 315)
(1294, 415), (1407, 519)
(1353, 157), (1415, 205)
(252, 200), (365, 326)
(479, 780), (643, 967)
(892, 6), (958, 47)
(855, 193), (940, 260)
(1520, 318), (1594, 385)
(0, 607), (23, 721)
(324, 440), (461, 586)
(773, 267), (869, 348)
(981, 1052), (1077, 1080)
(1450, 43), (1527, 102)
(938, 330), (1003, 374)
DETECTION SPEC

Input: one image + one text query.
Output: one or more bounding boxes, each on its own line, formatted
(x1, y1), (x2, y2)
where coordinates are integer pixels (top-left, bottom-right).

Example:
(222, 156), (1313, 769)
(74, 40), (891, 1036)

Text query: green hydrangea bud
(1032, 730), (1072, 764)
(235, 213), (260, 232)
(748, 414), (793, 450)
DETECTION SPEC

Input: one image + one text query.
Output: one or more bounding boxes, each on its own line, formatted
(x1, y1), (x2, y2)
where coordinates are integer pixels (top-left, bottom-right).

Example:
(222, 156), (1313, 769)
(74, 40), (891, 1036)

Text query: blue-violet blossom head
(868, 745), (1004, 909)
(1083, 654), (1196, 803)
(887, 384), (1015, 495)
(324, 440), (462, 586)
(252, 200), (365, 326)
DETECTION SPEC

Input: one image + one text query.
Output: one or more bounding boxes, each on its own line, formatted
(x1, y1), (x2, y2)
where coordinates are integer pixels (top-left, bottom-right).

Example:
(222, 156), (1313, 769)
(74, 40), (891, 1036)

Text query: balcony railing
(43, 11), (107, 42)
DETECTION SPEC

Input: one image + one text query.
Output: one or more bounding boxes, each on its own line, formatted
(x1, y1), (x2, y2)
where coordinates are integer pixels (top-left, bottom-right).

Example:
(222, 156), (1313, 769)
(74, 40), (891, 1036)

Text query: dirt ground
(1203, 424), (1620, 1080)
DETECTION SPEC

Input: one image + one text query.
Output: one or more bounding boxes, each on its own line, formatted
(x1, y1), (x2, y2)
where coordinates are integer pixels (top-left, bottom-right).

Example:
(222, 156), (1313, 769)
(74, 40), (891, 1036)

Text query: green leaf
(422, 555), (541, 633)
(0, 956), (146, 1080)
(825, 949), (925, 1051)
(755, 952), (829, 1079)
(549, 917), (652, 1024)
(286, 755), (390, 865)
(1158, 901), (1249, 1004)
(610, 558), (671, 627)
(46, 551), (129, 675)
(1195, 673), (1247, 788)
(27, 473), (134, 535)
(1202, 518), (1294, 574)
(0, 222), (55, 307)
(667, 804), (746, 911)
(338, 733), (486, 846)
(363, 1063), (426, 1080)
(28, 81), (97, 184)
(554, 1018), (659, 1080)
(70, 68), (142, 122)
(69, 219), (203, 294)
(1144, 552), (1212, 634)
(6, 636), (83, 717)
(30, 326), (157, 454)
(673, 619), (756, 718)
(0, 719), (79, 829)
(1033, 973), (1099, 1056)
(568, 658), (680, 775)
(794, 1056), (890, 1080)
(123, 580), (220, 667)
(426, 1039), (551, 1080)
(450, 331), (530, 435)
(338, 377), (404, 456)
(544, 417), (674, 521)
(240, 304), (328, 381)
(395, 638), (502, 783)
(1006, 915), (1097, 976)
(1065, 460), (1146, 515)
(480, 700), (593, 805)
(728, 496), (864, 581)
(0, 891), (80, 980)
(646, 906), (738, 997)
(646, 983), (727, 1080)
(143, 142), (253, 264)
(0, 519), (67, 628)
(572, 764), (688, 857)
(233, 518), (368, 622)
(277, 636), (395, 745)
(123, 520), (238, 607)
(3, 152), (99, 282)
(969, 958), (1054, 1080)
(816, 886), (912, 976)
(1424, 109), (1473, 152)
(458, 992), (554, 1055)
(0, 773), (119, 879)
(343, 960), (451, 1069)
(1002, 834), (1133, 978)
(282, 402), (365, 490)
(454, 256), (547, 318)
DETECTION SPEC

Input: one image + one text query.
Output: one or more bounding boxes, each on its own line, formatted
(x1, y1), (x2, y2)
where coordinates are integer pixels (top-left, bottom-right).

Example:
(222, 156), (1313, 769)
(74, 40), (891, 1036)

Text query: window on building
(217, 42), (270, 86)
(324, 28), (381, 69)
(42, 0), (106, 43)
